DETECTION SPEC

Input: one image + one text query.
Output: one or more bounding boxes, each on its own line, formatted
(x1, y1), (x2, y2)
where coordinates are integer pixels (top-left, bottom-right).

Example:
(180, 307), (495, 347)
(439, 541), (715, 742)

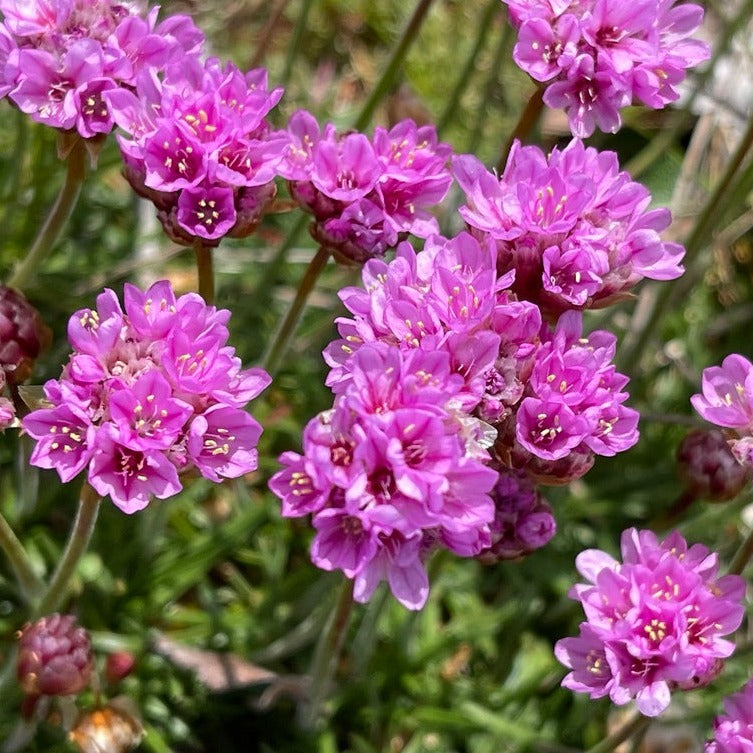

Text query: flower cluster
(0, 0), (205, 137)
(271, 228), (645, 605)
(110, 55), (284, 245)
(706, 678), (753, 753)
(691, 354), (753, 474)
(555, 528), (745, 717)
(454, 139), (684, 317)
(277, 111), (453, 263)
(502, 0), (710, 137)
(325, 232), (639, 485)
(270, 342), (498, 610)
(23, 280), (270, 513)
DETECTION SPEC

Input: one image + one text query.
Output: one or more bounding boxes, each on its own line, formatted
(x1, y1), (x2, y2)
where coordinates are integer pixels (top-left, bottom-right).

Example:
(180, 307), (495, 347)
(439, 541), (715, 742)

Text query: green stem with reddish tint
(584, 712), (649, 753)
(8, 136), (86, 291)
(496, 86), (545, 173)
(298, 579), (354, 730)
(34, 484), (101, 617)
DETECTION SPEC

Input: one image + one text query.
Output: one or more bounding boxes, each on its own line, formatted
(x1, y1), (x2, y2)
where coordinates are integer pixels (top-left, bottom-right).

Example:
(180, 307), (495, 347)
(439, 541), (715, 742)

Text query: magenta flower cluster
(270, 229), (641, 606)
(0, 0), (204, 137)
(502, 0), (709, 137)
(555, 528), (745, 717)
(277, 111), (454, 263)
(270, 341), (499, 610)
(692, 354), (753, 474)
(23, 280), (270, 513)
(325, 232), (639, 484)
(109, 56), (284, 245)
(454, 139), (684, 317)
(706, 679), (753, 753)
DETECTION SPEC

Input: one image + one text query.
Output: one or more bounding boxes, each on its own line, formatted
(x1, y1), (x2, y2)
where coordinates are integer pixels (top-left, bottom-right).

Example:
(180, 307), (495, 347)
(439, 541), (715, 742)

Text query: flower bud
(477, 468), (556, 563)
(677, 429), (750, 502)
(105, 652), (136, 684)
(17, 614), (93, 697)
(0, 285), (51, 385)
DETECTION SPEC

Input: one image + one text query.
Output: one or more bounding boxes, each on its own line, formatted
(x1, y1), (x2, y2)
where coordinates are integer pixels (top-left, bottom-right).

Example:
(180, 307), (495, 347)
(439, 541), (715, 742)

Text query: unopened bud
(677, 429), (750, 502)
(17, 614), (93, 697)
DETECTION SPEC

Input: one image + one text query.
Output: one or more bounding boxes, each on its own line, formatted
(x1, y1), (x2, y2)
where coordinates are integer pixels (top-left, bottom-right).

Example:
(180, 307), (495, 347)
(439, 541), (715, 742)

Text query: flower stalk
(193, 241), (215, 305)
(8, 135), (86, 291)
(0, 511), (43, 604)
(584, 712), (649, 753)
(262, 245), (329, 375)
(496, 86), (545, 173)
(298, 579), (354, 730)
(34, 484), (101, 617)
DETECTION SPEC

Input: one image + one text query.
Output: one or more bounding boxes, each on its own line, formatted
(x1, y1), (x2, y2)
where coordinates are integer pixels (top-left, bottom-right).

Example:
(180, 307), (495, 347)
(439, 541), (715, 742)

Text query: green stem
(193, 241), (215, 305)
(298, 579), (354, 730)
(354, 0), (439, 131)
(0, 511), (43, 604)
(496, 86), (545, 173)
(282, 0), (314, 87)
(584, 712), (649, 753)
(8, 136), (86, 291)
(34, 484), (100, 617)
(728, 525), (753, 576)
(436, 0), (500, 136)
(262, 246), (329, 376)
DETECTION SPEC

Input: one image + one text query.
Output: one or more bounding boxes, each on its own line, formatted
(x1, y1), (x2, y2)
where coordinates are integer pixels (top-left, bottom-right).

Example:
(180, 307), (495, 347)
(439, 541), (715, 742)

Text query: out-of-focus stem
(34, 484), (100, 617)
(193, 241), (215, 305)
(282, 0), (314, 87)
(496, 87), (545, 173)
(729, 525), (753, 575)
(297, 579), (354, 730)
(0, 511), (43, 604)
(437, 0), (500, 136)
(8, 135), (86, 291)
(354, 0), (439, 131)
(249, 0), (291, 69)
(584, 712), (649, 753)
(262, 245), (329, 375)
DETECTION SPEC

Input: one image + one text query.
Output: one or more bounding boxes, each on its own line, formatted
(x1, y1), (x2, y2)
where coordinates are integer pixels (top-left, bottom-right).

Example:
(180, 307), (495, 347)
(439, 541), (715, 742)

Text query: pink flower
(503, 0), (709, 137)
(112, 56), (284, 244)
(23, 280), (270, 513)
(1, 0), (205, 136)
(556, 528), (745, 717)
(706, 678), (753, 753)
(454, 139), (684, 316)
(279, 113), (453, 264)
(269, 342), (497, 610)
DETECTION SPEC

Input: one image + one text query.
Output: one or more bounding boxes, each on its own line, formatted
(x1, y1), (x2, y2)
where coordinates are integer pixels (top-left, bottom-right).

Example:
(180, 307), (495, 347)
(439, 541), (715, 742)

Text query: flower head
(706, 678), (753, 753)
(503, 0), (709, 137)
(111, 56), (285, 244)
(555, 528), (745, 717)
(454, 140), (684, 316)
(692, 354), (753, 472)
(1, 0), (205, 136)
(23, 280), (270, 512)
(278, 112), (453, 264)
